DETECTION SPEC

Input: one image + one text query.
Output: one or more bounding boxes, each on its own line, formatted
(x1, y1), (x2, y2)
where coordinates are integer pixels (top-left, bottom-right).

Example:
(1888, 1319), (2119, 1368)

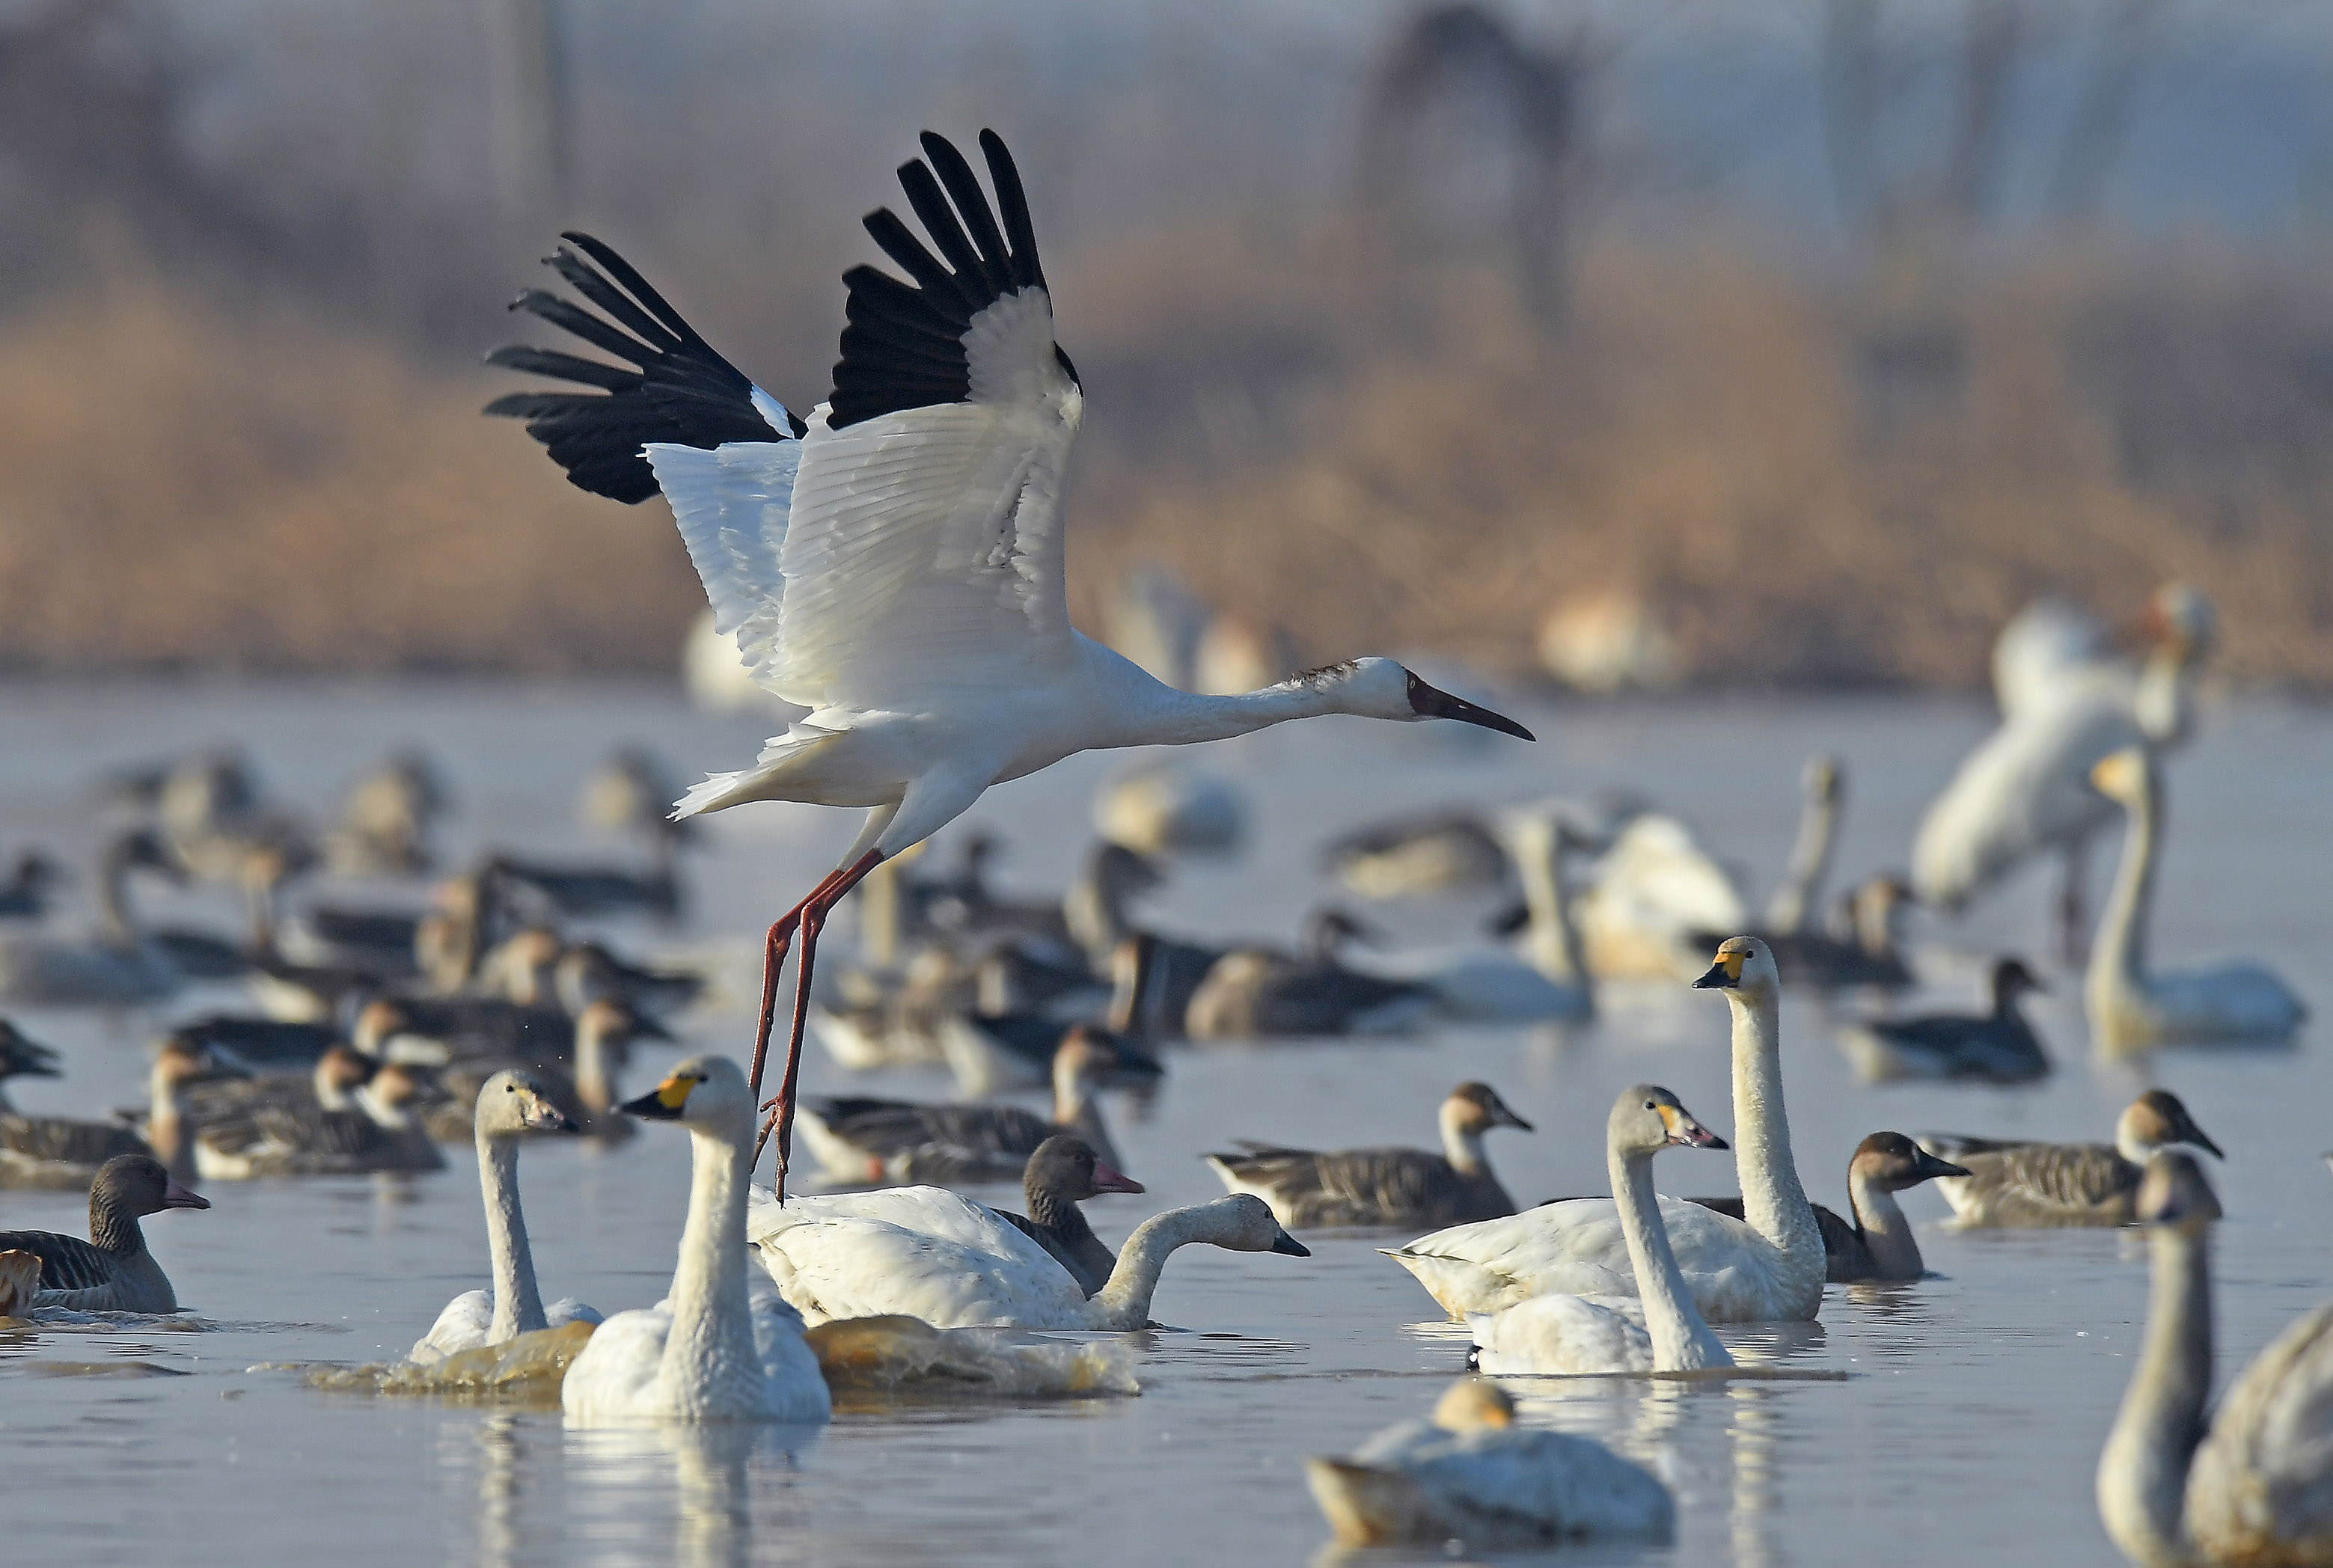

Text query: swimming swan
(1305, 1376), (1675, 1549)
(749, 1187), (1308, 1330)
(2086, 747), (2305, 1053)
(409, 1070), (602, 1366)
(1383, 937), (1825, 1323)
(1205, 1081), (1533, 1228)
(1921, 1089), (2222, 1229)
(1467, 1085), (1733, 1375)
(560, 1056), (830, 1425)
(2098, 1152), (2333, 1566)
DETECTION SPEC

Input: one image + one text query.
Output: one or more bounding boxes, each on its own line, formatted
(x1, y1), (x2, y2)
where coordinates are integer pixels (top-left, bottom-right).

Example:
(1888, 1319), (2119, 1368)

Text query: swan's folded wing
(2188, 1299), (2333, 1558)
(751, 1208), (1057, 1329)
(561, 1302), (673, 1421)
(1468, 1293), (1651, 1376)
(752, 1184), (1035, 1256)
(1413, 1430), (1676, 1541)
(409, 1288), (493, 1365)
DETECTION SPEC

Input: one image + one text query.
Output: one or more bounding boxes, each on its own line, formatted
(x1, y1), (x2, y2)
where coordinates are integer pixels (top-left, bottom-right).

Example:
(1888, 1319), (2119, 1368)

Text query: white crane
(486, 129), (1535, 1194)
(1911, 583), (2213, 961)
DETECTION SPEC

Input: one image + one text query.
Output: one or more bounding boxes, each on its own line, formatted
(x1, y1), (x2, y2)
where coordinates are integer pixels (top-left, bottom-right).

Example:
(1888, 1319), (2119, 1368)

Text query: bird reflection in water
(560, 1421), (824, 1568)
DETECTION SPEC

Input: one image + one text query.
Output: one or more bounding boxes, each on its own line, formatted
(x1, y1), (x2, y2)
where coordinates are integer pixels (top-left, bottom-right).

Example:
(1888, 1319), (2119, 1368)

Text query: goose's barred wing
(0, 1229), (111, 1293)
(484, 232), (800, 503)
(0, 1114), (147, 1169)
(805, 1096), (1051, 1160)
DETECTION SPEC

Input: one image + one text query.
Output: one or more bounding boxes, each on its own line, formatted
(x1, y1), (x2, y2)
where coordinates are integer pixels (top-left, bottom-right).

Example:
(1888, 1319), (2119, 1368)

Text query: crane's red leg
(743, 859), (863, 1112)
(753, 848), (884, 1194)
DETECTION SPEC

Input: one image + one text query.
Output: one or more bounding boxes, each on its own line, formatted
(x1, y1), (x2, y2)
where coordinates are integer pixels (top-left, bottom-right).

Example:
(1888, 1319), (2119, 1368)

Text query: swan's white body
(1914, 587), (2210, 917)
(748, 1186), (1303, 1331)
(560, 1057), (829, 1425)
(1467, 1086), (1733, 1375)
(1396, 808), (1592, 1023)
(2086, 748), (2304, 1053)
(1306, 1379), (1674, 1549)
(1387, 940), (1823, 1323)
(1573, 815), (1745, 981)
(409, 1071), (601, 1367)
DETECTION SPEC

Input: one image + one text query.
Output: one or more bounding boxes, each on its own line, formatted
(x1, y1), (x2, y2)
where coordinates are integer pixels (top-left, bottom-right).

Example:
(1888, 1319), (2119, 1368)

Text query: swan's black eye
(1644, 1100), (1657, 1110)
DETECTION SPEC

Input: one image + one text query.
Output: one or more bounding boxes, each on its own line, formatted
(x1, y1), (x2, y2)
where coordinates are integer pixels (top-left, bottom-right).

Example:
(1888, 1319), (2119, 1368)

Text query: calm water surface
(0, 681), (2326, 1567)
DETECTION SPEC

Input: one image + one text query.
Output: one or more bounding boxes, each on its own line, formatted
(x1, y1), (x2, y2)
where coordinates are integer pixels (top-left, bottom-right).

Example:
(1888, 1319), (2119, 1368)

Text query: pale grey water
(0, 680), (2326, 1568)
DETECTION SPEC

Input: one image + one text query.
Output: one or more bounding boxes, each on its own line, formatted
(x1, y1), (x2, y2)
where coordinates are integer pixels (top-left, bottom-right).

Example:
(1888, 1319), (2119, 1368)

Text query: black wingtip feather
(483, 233), (786, 502)
(828, 129), (1060, 430)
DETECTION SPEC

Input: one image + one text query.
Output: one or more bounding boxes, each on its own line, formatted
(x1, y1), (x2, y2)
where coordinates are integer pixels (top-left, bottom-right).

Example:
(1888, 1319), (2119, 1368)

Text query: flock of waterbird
(0, 126), (2323, 1562)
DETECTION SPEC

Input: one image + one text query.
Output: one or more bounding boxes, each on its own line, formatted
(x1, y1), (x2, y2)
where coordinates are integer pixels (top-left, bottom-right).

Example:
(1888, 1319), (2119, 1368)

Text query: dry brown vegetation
(1, 229), (2329, 687)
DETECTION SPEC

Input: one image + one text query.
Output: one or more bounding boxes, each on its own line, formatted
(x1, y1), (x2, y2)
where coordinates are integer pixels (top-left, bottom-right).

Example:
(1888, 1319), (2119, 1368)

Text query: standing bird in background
(486, 129), (1535, 1195)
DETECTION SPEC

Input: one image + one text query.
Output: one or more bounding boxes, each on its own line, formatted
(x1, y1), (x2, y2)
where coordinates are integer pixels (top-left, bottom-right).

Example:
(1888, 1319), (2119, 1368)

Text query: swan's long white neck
(1438, 1101), (1489, 1177)
(478, 1129), (547, 1341)
(1510, 818), (1587, 985)
(2098, 1225), (2211, 1568)
(1845, 1167), (1924, 1281)
(661, 1117), (759, 1410)
(2088, 767), (2160, 1028)
(1613, 1145), (1731, 1370)
(1726, 989), (1822, 1288)
(1091, 1204), (1223, 1329)
(1764, 788), (1838, 935)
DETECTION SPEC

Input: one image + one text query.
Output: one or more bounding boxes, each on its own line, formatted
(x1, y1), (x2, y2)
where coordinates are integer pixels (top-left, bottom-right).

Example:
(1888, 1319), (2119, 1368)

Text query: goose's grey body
(1921, 1090), (2221, 1228)
(0, 1154), (210, 1312)
(1206, 1083), (1531, 1229)
(992, 1136), (1145, 1296)
(0, 1023), (153, 1189)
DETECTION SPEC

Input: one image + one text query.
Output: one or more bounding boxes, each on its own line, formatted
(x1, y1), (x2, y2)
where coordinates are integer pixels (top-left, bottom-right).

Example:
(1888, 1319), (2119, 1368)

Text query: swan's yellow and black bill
(1656, 1103), (1728, 1150)
(622, 1074), (697, 1121)
(1404, 671), (1536, 741)
(1693, 943), (1749, 990)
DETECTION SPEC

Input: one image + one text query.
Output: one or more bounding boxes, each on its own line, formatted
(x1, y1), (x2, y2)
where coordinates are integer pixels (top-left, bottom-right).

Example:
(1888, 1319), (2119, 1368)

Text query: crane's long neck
(1612, 1145), (1731, 1371)
(477, 1130), (546, 1341)
(1092, 1205), (1217, 1329)
(662, 1119), (758, 1403)
(1728, 990), (1821, 1282)
(1764, 790), (1838, 935)
(1108, 677), (1357, 749)
(2132, 646), (2198, 750)
(2088, 773), (2160, 1027)
(1844, 1168), (1924, 1281)
(2098, 1225), (2211, 1568)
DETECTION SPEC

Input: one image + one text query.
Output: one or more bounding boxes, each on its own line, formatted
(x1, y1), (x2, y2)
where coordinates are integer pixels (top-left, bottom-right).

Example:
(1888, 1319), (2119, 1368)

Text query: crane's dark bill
(1404, 673), (1535, 741)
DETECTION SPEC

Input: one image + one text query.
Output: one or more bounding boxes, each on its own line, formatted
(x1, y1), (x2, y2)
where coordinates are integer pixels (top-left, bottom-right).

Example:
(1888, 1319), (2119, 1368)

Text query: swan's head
(1304, 658), (1536, 741)
(1692, 935), (1780, 999)
(1444, 1082), (1534, 1137)
(94, 1152), (208, 1218)
(2121, 1090), (2222, 1161)
(2088, 746), (2155, 806)
(0, 1020), (60, 1082)
(2136, 1150), (2222, 1235)
(2141, 582), (2216, 663)
(620, 1053), (752, 1137)
(1025, 1134), (1144, 1204)
(1850, 1131), (1967, 1192)
(1431, 1376), (1515, 1433)
(475, 1068), (576, 1138)
(1196, 1192), (1310, 1257)
(1612, 1085), (1728, 1159)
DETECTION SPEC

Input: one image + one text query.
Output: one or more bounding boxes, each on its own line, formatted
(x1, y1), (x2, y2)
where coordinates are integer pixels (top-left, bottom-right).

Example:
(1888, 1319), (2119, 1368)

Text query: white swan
(1913, 584), (2213, 959)
(1762, 753), (1842, 934)
(749, 1186), (1308, 1330)
(0, 831), (183, 1007)
(1468, 1085), (1733, 1376)
(409, 1070), (602, 1366)
(2086, 747), (2305, 1053)
(561, 1056), (830, 1426)
(2099, 1151), (2333, 1566)
(1389, 806), (1594, 1023)
(1574, 814), (1746, 981)
(1383, 937), (1825, 1323)
(1305, 1376), (1675, 1549)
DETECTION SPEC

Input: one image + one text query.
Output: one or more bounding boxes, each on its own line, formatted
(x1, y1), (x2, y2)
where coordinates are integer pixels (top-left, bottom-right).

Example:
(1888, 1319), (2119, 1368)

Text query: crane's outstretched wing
(483, 233), (804, 647)
(767, 129), (1085, 711)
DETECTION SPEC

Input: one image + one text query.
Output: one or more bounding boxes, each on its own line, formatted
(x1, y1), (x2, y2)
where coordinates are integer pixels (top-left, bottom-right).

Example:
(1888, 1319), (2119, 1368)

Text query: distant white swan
(749, 1186), (1307, 1330)
(1467, 1085), (1733, 1376)
(561, 1056), (830, 1425)
(2098, 1152), (2333, 1566)
(1305, 1376), (1675, 1549)
(1383, 937), (1825, 1323)
(1574, 815), (1746, 981)
(409, 1071), (602, 1366)
(2085, 747), (2305, 1053)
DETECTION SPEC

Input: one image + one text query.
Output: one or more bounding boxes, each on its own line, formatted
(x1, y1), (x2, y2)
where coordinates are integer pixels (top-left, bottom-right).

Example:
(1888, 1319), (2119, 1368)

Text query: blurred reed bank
(0, 0), (2327, 687)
